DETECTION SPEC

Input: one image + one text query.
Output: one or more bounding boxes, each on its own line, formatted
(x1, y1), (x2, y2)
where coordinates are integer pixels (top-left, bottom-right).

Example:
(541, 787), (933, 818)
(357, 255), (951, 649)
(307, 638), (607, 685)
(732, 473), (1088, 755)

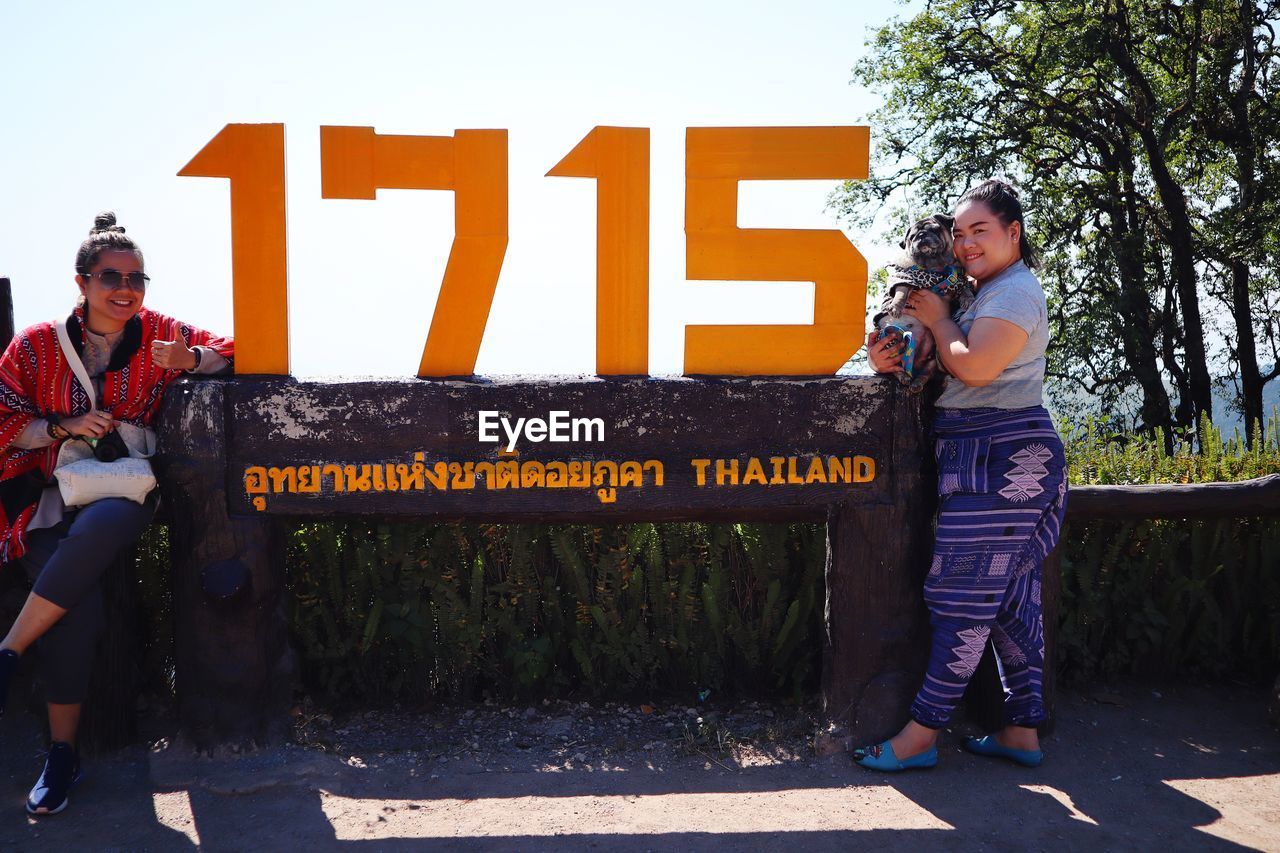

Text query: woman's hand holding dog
(866, 329), (903, 374)
(868, 326), (938, 379)
(903, 289), (949, 329)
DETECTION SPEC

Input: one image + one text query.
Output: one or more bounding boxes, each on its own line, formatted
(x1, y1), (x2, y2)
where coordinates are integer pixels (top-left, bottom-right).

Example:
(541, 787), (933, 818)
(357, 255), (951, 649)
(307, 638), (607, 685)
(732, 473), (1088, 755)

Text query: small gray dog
(873, 214), (973, 392)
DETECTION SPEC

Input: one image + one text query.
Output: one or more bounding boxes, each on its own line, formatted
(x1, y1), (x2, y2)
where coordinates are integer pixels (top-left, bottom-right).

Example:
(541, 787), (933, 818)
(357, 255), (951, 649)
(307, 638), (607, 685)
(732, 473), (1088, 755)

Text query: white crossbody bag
(52, 319), (158, 507)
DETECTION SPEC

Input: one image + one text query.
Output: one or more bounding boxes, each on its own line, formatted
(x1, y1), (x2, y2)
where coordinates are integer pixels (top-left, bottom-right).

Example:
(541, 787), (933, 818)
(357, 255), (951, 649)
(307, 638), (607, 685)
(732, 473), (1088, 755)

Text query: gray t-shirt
(935, 259), (1047, 409)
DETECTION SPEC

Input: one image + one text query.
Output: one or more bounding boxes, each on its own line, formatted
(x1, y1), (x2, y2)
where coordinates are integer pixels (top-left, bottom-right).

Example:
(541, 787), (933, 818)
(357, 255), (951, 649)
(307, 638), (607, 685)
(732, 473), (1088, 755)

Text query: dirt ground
(0, 681), (1277, 851)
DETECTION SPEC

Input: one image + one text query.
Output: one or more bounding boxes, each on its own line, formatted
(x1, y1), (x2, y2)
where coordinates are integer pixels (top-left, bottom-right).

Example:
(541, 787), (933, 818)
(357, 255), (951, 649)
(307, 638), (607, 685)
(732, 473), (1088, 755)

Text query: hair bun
(994, 178), (1021, 199)
(91, 211), (125, 234)
(970, 178), (1019, 200)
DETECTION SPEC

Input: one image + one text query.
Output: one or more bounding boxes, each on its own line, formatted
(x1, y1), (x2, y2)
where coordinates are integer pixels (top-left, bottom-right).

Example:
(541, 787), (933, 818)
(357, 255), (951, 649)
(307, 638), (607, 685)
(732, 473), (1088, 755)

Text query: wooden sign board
(225, 377), (897, 521)
(156, 377), (933, 748)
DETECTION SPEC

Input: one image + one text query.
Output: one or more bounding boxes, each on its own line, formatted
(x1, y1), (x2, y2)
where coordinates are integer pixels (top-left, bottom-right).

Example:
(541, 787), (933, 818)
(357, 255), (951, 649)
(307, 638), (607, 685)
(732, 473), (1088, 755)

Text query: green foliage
(1056, 408), (1280, 681)
(1064, 408), (1280, 484)
(284, 521), (827, 706)
(1058, 516), (1280, 682)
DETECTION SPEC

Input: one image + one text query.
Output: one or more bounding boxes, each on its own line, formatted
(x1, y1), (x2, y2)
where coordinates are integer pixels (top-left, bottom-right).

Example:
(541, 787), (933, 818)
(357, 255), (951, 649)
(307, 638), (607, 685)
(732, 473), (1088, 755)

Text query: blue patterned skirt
(910, 405), (1068, 729)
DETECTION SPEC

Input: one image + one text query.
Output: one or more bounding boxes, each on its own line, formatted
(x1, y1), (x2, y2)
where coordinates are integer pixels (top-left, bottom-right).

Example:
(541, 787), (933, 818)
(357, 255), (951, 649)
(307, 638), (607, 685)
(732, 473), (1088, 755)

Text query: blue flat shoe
(27, 741), (81, 816)
(964, 735), (1042, 767)
(852, 740), (938, 772)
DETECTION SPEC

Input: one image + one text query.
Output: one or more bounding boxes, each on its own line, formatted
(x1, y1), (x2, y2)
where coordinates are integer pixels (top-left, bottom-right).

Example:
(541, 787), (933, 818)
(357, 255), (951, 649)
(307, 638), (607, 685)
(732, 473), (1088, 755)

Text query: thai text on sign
(242, 453), (876, 512)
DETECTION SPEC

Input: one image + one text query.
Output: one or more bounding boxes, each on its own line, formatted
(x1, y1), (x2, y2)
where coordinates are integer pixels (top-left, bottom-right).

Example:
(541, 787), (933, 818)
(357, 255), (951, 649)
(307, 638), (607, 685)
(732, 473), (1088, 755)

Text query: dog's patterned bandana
(886, 263), (968, 298)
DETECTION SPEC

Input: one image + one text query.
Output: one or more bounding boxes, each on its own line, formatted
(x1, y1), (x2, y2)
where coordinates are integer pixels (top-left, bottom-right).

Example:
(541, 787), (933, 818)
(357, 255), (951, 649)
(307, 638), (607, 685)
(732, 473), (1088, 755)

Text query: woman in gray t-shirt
(854, 180), (1068, 772)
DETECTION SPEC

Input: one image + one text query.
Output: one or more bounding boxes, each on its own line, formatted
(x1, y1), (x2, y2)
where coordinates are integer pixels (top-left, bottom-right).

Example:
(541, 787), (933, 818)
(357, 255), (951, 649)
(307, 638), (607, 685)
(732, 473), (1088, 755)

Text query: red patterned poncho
(0, 305), (234, 562)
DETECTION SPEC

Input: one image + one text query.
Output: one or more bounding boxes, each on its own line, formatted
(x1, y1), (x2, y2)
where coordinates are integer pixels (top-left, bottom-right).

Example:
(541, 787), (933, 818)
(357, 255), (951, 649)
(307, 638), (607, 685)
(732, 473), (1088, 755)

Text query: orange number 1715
(181, 123), (868, 377)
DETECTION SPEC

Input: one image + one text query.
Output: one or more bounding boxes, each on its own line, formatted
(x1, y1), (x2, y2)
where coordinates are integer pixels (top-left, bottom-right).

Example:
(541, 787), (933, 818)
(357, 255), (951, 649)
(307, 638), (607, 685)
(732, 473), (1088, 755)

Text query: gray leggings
(19, 496), (156, 704)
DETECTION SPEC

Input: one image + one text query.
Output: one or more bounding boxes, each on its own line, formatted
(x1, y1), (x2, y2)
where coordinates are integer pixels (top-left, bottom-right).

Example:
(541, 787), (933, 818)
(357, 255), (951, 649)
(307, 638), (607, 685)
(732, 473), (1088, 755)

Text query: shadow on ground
(0, 683), (1276, 851)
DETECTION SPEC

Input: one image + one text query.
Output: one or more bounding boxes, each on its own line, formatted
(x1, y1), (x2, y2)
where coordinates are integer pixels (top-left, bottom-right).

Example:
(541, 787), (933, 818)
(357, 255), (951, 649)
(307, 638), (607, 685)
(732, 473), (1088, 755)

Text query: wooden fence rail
(1067, 474), (1280, 519)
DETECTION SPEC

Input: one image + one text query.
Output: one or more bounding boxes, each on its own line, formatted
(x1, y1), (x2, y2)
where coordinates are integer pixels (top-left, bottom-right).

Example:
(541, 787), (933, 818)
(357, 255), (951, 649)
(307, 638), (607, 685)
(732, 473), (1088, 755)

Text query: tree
(1185, 0), (1280, 439)
(835, 0), (1280, 443)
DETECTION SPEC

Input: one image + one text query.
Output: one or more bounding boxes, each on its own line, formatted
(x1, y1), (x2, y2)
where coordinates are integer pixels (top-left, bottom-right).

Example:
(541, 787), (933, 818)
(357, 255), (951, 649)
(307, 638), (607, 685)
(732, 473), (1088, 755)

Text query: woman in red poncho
(0, 212), (233, 815)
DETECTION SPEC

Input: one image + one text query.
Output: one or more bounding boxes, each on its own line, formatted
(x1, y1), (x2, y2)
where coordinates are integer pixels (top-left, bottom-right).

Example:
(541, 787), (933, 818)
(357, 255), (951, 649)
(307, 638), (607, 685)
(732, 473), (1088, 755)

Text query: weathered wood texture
(158, 375), (929, 747)
(822, 386), (934, 742)
(1068, 475), (1280, 519)
(224, 376), (891, 520)
(0, 278), (12, 348)
(157, 382), (293, 749)
(77, 545), (143, 754)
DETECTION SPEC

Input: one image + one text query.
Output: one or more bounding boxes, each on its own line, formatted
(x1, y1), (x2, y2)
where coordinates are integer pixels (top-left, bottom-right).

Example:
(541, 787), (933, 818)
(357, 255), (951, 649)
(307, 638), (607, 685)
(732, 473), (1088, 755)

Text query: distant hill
(841, 357), (1279, 439)
(1213, 375), (1280, 439)
(1042, 376), (1279, 437)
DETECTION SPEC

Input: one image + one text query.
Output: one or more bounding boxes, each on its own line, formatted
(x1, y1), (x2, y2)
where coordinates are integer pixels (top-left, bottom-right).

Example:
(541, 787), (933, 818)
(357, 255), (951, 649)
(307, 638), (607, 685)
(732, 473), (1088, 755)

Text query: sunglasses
(84, 269), (151, 292)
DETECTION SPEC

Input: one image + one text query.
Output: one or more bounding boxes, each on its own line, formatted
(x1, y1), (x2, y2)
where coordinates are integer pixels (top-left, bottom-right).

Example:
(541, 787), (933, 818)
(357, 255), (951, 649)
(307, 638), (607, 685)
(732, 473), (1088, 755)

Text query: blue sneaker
(27, 742), (82, 816)
(0, 649), (16, 717)
(852, 740), (938, 772)
(964, 735), (1043, 767)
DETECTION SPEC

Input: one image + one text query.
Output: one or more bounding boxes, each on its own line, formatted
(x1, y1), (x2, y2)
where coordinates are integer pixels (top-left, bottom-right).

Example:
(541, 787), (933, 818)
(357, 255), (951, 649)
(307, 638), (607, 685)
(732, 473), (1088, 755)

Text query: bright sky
(0, 1), (909, 377)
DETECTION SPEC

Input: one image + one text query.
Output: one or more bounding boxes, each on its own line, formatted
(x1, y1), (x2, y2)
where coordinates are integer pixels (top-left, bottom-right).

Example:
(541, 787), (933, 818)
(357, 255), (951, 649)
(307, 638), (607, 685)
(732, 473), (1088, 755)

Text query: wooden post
(156, 381), (292, 749)
(78, 546), (142, 754)
(0, 277), (12, 350)
(821, 383), (934, 740)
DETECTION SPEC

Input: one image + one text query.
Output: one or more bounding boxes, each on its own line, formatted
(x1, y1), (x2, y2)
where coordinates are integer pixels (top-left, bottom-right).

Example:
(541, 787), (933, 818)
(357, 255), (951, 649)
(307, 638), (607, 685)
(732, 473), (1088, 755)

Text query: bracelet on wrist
(189, 347), (203, 371)
(46, 413), (63, 440)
